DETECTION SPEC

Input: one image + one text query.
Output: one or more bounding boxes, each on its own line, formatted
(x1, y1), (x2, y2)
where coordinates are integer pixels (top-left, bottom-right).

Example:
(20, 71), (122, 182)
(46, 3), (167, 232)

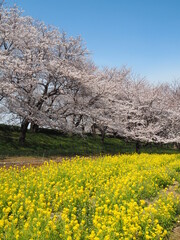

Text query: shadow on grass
(0, 124), (179, 158)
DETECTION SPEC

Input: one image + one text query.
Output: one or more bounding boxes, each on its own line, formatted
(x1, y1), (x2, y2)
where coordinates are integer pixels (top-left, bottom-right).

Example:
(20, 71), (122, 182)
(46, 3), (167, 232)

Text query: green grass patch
(0, 124), (179, 157)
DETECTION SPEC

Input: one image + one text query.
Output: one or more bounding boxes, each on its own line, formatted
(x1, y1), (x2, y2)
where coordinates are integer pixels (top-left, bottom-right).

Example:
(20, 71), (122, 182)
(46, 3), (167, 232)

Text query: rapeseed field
(0, 154), (180, 239)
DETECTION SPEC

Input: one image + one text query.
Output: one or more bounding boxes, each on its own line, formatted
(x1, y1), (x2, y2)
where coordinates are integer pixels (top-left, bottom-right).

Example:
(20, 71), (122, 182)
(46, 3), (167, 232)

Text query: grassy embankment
(0, 124), (179, 158)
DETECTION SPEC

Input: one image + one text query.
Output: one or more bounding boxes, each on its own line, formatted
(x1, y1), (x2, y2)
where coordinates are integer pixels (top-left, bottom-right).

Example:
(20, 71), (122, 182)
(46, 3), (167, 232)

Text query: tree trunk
(101, 130), (105, 144)
(19, 119), (29, 145)
(30, 122), (39, 133)
(91, 123), (96, 137)
(82, 125), (85, 135)
(136, 141), (141, 154)
(100, 126), (107, 144)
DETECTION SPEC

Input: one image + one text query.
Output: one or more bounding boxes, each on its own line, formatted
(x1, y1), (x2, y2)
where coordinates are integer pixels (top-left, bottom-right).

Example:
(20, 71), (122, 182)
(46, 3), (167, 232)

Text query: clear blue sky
(6, 0), (180, 83)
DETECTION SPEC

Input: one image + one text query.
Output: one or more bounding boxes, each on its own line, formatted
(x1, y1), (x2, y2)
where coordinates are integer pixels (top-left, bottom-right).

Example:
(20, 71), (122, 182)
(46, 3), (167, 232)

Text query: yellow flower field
(0, 154), (180, 239)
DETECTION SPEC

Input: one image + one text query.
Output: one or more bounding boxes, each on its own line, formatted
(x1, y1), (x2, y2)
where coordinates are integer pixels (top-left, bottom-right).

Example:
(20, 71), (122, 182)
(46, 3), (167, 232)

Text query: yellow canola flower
(0, 220), (4, 228)
(0, 154), (180, 239)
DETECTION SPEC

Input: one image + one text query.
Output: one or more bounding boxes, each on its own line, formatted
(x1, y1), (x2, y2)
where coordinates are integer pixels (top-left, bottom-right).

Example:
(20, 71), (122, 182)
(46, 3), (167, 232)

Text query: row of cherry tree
(0, 5), (180, 149)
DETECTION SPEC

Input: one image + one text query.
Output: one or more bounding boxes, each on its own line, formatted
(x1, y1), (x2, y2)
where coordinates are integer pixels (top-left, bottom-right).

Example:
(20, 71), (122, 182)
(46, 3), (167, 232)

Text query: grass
(0, 124), (179, 158)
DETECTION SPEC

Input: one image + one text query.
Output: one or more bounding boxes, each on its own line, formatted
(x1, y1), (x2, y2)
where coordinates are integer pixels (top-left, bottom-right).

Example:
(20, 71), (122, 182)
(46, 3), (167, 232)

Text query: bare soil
(0, 156), (64, 168)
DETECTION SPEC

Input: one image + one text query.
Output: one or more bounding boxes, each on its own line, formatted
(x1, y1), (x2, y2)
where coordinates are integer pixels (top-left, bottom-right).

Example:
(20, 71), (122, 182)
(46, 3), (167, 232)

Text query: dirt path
(170, 226), (180, 240)
(143, 181), (180, 239)
(150, 181), (180, 240)
(164, 181), (180, 240)
(0, 156), (64, 168)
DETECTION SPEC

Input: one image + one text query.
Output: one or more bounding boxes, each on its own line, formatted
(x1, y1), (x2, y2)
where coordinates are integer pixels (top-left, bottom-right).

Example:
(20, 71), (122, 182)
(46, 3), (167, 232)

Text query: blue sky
(6, 0), (180, 83)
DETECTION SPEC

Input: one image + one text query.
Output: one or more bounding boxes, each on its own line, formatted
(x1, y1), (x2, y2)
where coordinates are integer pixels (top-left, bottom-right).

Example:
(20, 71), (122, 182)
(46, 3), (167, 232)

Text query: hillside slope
(0, 124), (179, 158)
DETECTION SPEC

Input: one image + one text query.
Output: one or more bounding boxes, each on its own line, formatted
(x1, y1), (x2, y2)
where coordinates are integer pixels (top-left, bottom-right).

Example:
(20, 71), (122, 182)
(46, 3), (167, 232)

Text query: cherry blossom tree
(105, 77), (180, 152)
(1, 4), (180, 151)
(160, 81), (180, 147)
(65, 66), (131, 142)
(80, 70), (180, 152)
(0, 5), (93, 144)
